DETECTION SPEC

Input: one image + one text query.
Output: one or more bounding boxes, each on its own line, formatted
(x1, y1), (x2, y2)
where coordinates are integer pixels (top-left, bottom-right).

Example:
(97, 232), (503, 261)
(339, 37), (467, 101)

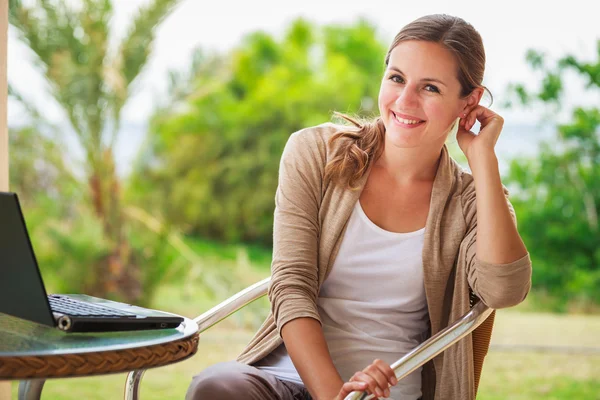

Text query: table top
(0, 313), (199, 380)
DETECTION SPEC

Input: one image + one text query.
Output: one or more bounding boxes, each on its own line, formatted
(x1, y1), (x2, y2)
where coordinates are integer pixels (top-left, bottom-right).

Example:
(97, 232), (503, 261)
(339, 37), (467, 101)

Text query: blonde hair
(324, 14), (490, 189)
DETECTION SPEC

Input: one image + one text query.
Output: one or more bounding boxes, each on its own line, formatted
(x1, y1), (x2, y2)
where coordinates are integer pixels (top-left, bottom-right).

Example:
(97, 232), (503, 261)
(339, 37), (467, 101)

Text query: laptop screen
(0, 192), (56, 327)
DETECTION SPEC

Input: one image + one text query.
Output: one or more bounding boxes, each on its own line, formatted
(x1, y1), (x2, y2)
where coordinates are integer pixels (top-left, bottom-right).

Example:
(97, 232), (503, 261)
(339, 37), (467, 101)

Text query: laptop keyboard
(48, 295), (137, 318)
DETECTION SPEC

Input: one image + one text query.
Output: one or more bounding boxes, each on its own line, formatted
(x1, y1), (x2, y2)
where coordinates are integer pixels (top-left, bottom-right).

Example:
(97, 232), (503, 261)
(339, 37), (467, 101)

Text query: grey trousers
(186, 361), (312, 400)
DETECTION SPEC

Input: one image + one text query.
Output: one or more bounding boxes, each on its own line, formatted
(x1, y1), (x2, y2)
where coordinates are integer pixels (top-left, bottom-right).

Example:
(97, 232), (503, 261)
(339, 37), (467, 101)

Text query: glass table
(0, 313), (199, 400)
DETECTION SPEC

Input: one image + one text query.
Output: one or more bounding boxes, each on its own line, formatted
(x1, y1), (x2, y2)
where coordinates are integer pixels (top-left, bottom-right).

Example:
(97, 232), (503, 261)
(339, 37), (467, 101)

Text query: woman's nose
(395, 86), (419, 109)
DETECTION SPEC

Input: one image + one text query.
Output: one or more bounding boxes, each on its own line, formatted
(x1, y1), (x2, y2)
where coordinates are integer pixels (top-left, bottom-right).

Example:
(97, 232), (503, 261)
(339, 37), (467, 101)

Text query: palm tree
(8, 0), (181, 301)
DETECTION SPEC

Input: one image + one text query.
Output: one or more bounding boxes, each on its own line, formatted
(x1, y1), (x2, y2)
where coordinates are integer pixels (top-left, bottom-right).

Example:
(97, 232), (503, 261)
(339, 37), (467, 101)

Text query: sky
(6, 0), (600, 174)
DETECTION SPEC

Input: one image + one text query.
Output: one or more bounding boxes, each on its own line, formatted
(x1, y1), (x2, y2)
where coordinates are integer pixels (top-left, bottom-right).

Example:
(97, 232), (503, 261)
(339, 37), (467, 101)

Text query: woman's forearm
(281, 317), (344, 400)
(469, 151), (528, 264)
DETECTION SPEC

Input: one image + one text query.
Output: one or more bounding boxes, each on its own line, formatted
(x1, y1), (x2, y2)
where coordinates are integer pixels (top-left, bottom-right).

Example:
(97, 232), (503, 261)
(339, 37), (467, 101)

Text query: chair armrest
(125, 286), (273, 400)
(191, 277), (492, 400)
(345, 300), (493, 400)
(193, 277), (270, 332)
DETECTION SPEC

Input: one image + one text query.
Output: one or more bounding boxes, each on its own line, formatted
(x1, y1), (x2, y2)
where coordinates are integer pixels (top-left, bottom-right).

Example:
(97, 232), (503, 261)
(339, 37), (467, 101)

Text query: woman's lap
(186, 361), (311, 400)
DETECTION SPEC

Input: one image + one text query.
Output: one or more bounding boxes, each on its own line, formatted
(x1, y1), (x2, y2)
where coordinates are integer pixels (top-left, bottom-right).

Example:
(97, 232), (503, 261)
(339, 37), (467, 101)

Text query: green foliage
(9, 0), (183, 304)
(8, 124), (106, 293)
(9, 125), (79, 207)
(128, 18), (386, 245)
(506, 41), (600, 311)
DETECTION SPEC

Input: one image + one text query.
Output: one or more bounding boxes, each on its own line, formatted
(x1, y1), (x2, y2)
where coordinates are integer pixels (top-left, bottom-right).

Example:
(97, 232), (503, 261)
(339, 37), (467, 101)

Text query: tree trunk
(88, 149), (141, 302)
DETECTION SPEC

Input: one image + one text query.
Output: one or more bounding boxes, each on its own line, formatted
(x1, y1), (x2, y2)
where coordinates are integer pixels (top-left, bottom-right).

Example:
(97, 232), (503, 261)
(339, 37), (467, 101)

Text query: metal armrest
(125, 277), (491, 400)
(125, 277), (270, 400)
(193, 277), (270, 332)
(345, 300), (492, 400)
(192, 277), (492, 400)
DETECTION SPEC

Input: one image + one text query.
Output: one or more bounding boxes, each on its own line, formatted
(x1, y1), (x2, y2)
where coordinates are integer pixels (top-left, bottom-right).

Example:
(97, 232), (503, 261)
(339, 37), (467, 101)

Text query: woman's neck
(375, 141), (444, 185)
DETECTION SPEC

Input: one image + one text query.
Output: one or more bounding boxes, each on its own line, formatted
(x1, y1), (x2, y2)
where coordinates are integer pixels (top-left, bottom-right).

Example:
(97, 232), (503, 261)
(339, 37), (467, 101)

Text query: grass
(183, 237), (272, 272)
(6, 238), (600, 399)
(477, 308), (600, 399)
(479, 353), (600, 399)
(492, 308), (600, 348)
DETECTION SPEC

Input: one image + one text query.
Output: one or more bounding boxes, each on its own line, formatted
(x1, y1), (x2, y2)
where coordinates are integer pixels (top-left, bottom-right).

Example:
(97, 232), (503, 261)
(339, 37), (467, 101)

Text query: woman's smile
(391, 111), (426, 129)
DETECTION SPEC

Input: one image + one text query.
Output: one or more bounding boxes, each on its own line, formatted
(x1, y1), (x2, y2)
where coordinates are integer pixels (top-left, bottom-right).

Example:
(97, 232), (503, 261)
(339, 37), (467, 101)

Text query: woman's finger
(467, 107), (483, 131)
(364, 362), (392, 396)
(463, 106), (480, 131)
(353, 371), (380, 397)
(466, 105), (500, 132)
(372, 359), (398, 386)
(337, 381), (368, 399)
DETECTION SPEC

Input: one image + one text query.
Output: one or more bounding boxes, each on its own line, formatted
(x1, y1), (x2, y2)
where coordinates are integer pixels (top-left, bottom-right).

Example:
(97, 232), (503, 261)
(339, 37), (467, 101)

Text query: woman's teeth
(394, 113), (422, 124)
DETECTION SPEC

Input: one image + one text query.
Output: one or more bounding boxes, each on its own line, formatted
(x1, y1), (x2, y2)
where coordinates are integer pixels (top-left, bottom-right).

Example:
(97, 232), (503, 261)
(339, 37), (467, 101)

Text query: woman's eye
(390, 75), (404, 84)
(425, 84), (440, 93)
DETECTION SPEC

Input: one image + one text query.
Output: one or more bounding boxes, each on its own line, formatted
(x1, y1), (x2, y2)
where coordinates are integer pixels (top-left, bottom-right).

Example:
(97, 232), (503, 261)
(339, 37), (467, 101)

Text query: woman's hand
(457, 105), (504, 163)
(333, 359), (398, 400)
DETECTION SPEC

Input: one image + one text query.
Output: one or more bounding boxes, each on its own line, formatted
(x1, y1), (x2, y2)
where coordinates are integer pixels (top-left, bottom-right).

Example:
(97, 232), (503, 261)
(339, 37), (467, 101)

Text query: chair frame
(124, 277), (493, 400)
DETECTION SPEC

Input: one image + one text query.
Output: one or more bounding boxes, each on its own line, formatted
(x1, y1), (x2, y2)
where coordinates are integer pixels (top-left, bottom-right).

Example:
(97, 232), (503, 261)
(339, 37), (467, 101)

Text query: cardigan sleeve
(268, 128), (325, 336)
(460, 175), (532, 309)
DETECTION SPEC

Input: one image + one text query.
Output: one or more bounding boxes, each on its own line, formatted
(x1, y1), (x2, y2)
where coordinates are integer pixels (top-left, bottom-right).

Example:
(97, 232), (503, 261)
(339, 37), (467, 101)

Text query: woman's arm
(269, 128), (346, 399)
(469, 151), (528, 264)
(281, 318), (345, 399)
(271, 127), (394, 399)
(283, 318), (395, 400)
(458, 107), (532, 308)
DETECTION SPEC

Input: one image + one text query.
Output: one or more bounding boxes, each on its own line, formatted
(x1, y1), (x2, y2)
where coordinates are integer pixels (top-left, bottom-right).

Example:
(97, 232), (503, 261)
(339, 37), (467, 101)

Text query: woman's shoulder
(285, 122), (359, 160)
(289, 122), (356, 148)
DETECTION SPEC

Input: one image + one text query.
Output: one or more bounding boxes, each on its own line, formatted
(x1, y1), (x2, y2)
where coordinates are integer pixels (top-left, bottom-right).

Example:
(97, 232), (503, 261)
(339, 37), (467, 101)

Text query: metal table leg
(18, 380), (45, 400)
(124, 370), (146, 400)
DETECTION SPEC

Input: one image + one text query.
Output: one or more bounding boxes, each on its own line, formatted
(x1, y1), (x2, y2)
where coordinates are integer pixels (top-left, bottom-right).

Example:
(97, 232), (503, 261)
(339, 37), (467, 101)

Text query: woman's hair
(324, 14), (490, 189)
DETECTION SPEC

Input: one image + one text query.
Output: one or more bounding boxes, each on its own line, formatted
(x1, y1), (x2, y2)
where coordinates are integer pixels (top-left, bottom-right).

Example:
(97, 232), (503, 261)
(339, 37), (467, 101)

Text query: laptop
(0, 192), (184, 333)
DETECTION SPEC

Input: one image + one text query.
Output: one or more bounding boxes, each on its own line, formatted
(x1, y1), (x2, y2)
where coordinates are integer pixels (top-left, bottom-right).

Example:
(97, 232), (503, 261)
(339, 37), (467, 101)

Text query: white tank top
(256, 201), (429, 400)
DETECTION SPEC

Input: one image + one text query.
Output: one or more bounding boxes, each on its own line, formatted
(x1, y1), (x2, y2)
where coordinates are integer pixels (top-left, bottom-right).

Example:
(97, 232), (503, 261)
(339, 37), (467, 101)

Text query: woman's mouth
(391, 111), (425, 128)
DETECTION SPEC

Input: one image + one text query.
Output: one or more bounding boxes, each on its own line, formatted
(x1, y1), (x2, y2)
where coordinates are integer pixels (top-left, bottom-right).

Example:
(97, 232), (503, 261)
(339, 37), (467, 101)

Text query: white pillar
(0, 0), (8, 190)
(0, 0), (11, 397)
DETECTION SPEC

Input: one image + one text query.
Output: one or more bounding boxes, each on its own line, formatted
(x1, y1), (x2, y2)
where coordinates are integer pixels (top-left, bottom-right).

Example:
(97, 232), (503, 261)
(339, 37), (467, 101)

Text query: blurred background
(5, 0), (600, 398)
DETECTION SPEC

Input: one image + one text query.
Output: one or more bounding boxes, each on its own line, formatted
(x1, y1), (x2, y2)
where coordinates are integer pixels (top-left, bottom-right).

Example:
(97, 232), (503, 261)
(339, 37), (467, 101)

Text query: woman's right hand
(333, 359), (398, 400)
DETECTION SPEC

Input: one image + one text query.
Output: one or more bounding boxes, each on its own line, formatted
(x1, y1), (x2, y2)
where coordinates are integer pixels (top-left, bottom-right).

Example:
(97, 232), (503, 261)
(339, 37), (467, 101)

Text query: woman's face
(378, 40), (475, 149)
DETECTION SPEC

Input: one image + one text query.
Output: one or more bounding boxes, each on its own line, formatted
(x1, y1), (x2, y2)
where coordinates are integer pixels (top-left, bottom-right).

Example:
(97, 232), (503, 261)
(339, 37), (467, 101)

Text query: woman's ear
(471, 87), (485, 106)
(461, 87), (485, 116)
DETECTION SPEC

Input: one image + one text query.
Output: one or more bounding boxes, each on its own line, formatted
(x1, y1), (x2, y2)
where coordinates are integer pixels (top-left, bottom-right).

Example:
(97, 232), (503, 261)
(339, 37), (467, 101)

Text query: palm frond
(10, 1), (84, 75)
(9, 0), (114, 156)
(117, 0), (180, 88)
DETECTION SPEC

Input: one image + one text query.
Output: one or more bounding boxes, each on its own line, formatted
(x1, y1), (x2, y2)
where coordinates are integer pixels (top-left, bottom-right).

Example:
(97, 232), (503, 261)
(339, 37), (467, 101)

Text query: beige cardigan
(237, 123), (532, 400)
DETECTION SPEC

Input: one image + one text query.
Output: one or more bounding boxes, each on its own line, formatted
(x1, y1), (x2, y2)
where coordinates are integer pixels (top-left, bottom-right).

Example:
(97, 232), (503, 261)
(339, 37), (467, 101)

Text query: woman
(186, 13), (532, 400)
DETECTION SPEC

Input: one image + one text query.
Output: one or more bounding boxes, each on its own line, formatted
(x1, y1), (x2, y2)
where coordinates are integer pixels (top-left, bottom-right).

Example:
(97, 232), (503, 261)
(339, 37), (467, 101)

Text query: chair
(125, 278), (495, 400)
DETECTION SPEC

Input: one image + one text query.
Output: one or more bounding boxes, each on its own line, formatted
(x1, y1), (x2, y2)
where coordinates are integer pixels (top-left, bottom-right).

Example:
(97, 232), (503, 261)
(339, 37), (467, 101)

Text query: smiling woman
(186, 14), (532, 400)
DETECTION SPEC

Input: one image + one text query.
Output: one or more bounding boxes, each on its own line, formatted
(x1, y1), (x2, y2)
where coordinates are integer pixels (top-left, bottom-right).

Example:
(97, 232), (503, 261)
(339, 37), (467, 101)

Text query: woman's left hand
(456, 105), (503, 162)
